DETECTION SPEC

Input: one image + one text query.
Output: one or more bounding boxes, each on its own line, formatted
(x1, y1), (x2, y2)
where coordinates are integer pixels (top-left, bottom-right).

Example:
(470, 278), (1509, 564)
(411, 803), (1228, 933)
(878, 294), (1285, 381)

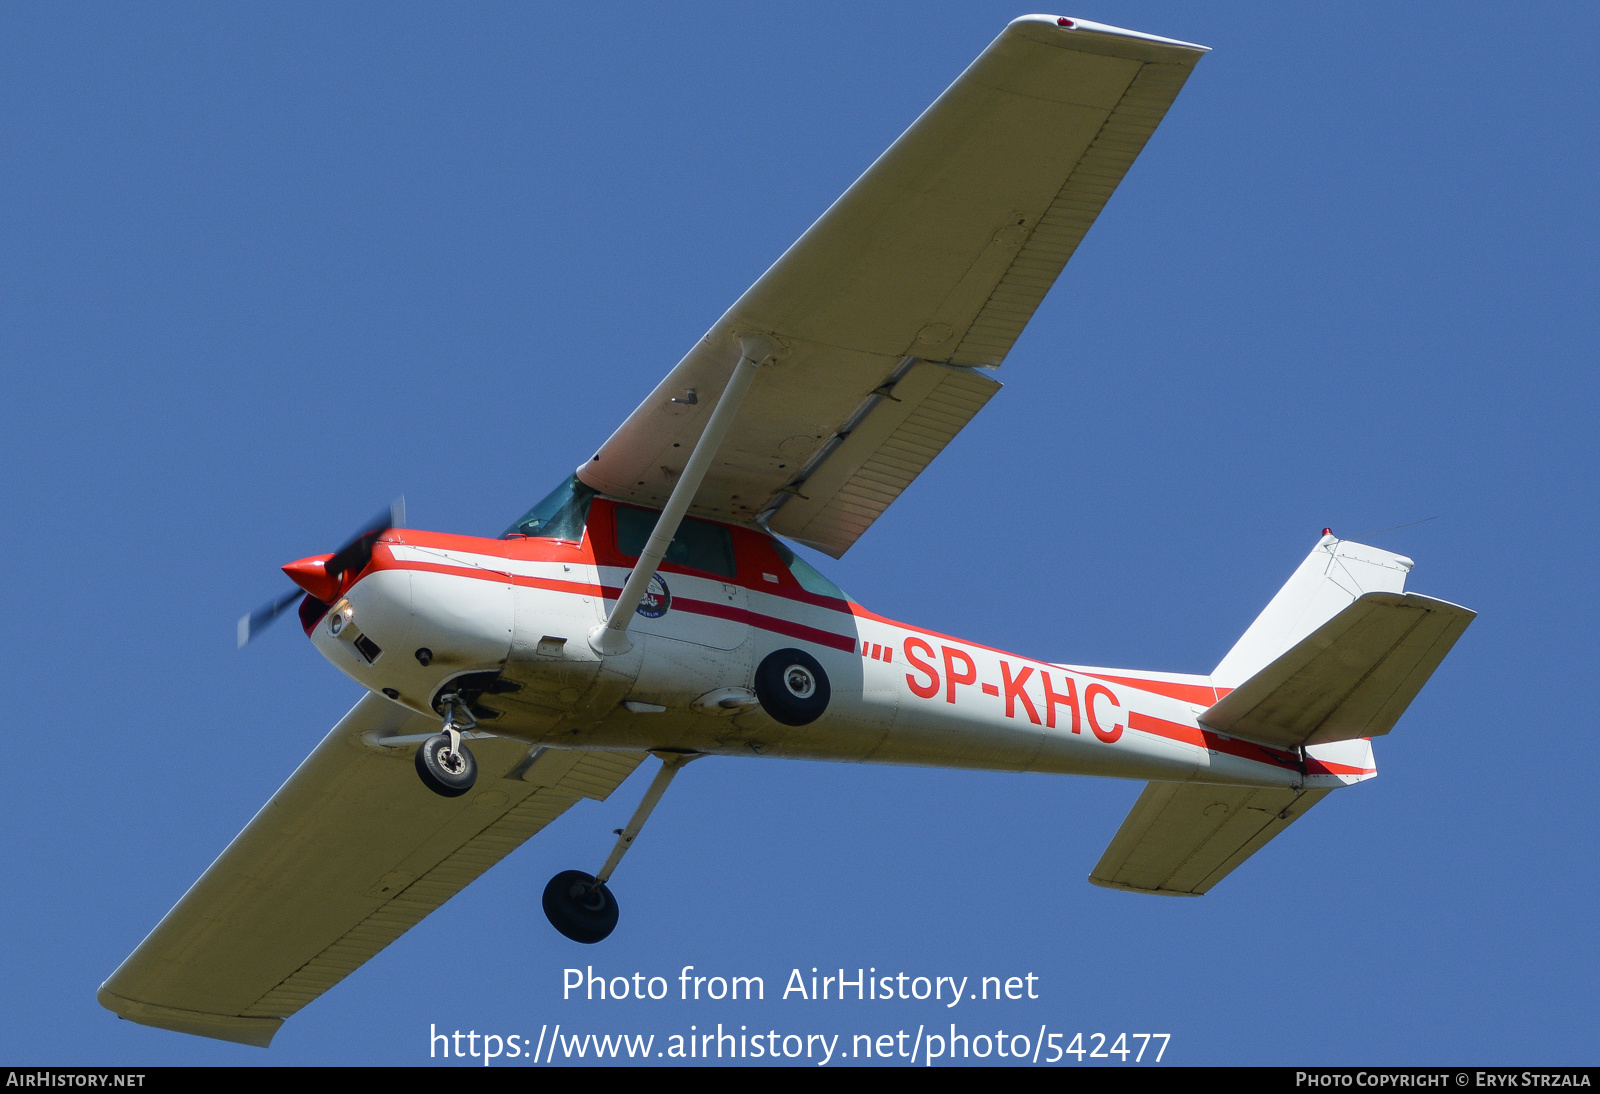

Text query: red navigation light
(1322, 528), (1333, 536)
(1057, 17), (1075, 27)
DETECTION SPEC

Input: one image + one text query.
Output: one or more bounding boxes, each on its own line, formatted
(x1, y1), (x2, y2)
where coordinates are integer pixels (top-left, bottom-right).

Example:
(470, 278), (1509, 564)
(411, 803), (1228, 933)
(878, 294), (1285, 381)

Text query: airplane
(99, 15), (1474, 1048)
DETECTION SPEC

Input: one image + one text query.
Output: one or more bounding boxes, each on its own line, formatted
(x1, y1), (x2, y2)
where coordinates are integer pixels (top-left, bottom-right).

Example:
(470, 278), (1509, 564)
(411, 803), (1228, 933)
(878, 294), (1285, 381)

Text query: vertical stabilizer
(1211, 535), (1413, 690)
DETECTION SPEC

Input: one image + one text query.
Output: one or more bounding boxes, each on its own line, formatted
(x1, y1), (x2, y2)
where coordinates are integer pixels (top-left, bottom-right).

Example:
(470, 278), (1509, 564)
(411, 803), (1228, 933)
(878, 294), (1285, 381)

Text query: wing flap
(1202, 592), (1475, 750)
(100, 695), (644, 1044)
(767, 360), (1001, 557)
(1089, 781), (1330, 896)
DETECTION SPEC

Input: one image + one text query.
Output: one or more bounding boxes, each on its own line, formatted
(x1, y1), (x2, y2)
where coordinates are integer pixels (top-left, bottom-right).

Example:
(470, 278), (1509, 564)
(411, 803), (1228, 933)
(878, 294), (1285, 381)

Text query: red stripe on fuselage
(377, 555), (607, 600)
(366, 549), (861, 654)
(1081, 673), (1223, 706)
(370, 539), (1288, 773)
(1304, 756), (1375, 776)
(848, 603), (1080, 677)
(373, 533), (858, 616)
(1127, 711), (1300, 772)
(596, 584), (859, 654)
(847, 604), (1230, 703)
(379, 536), (1200, 695)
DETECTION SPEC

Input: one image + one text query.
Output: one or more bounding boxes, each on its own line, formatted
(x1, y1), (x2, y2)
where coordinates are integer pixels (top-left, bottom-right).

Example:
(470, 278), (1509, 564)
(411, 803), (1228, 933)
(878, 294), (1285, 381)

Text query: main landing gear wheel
(754, 647), (830, 726)
(415, 733), (478, 797)
(543, 870), (619, 943)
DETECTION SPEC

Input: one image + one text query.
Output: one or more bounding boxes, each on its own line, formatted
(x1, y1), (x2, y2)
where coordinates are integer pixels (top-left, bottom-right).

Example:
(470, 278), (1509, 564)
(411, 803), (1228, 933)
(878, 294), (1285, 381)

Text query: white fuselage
(307, 530), (1368, 792)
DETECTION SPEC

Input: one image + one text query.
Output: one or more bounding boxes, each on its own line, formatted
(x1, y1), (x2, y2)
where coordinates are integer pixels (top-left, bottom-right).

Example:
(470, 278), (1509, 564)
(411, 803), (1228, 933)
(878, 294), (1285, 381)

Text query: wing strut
(595, 751), (700, 883)
(588, 334), (777, 656)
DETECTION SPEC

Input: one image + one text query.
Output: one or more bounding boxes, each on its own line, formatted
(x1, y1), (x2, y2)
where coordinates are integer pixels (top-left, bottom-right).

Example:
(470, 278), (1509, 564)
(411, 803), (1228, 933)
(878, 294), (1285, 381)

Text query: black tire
(415, 734), (478, 798)
(542, 870), (619, 944)
(754, 647), (830, 726)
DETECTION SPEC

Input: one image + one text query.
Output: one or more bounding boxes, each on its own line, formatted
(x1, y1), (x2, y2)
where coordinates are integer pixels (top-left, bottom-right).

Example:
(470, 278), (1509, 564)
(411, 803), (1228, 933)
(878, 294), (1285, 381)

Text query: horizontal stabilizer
(1090, 781), (1330, 896)
(1202, 591), (1475, 750)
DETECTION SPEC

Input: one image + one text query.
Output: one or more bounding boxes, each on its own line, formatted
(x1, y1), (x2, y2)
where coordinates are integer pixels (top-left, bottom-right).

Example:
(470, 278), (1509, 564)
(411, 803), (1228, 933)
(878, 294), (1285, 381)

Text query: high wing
(579, 16), (1208, 556)
(99, 694), (645, 1047)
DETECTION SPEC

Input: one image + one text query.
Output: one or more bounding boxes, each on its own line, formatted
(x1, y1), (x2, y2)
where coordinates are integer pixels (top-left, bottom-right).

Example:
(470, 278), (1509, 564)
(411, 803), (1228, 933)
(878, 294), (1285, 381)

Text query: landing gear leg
(415, 693), (479, 798)
(542, 751), (698, 943)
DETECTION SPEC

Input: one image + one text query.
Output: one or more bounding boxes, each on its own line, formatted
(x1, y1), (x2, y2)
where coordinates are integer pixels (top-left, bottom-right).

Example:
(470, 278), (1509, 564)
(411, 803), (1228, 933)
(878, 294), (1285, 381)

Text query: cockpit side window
(502, 475), (596, 540)
(772, 540), (851, 602)
(613, 505), (737, 579)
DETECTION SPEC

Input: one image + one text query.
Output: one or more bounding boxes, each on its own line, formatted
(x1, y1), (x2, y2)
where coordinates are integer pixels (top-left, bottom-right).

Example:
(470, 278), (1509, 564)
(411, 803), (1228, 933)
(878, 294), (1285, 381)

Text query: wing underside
(99, 695), (644, 1046)
(580, 17), (1207, 556)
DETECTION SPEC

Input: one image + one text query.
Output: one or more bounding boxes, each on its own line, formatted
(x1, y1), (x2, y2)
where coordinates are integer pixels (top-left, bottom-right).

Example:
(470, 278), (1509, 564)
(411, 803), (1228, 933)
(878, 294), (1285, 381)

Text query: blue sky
(2, 2), (1595, 1066)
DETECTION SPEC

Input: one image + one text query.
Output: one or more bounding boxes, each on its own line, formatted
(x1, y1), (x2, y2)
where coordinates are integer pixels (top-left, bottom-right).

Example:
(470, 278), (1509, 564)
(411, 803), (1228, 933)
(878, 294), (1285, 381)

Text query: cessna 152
(100, 15), (1473, 1048)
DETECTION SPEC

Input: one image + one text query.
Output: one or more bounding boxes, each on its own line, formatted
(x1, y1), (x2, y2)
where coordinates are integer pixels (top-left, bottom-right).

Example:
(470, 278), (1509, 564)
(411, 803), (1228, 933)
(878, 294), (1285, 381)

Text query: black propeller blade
(236, 497), (405, 648)
(324, 497), (406, 581)
(237, 588), (304, 648)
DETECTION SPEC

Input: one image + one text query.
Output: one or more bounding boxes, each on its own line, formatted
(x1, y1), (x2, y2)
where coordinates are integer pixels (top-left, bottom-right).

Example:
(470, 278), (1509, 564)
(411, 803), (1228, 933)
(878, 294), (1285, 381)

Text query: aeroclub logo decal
(636, 574), (671, 618)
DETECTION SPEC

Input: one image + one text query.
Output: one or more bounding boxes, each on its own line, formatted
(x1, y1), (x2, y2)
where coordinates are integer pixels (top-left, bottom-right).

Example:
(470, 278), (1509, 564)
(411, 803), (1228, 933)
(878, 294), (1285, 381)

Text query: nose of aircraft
(236, 499), (403, 647)
(282, 554), (340, 602)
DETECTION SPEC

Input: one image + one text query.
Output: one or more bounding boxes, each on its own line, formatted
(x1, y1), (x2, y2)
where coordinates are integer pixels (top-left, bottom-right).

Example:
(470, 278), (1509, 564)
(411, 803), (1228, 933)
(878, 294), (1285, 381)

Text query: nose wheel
(414, 694), (478, 798)
(415, 733), (477, 797)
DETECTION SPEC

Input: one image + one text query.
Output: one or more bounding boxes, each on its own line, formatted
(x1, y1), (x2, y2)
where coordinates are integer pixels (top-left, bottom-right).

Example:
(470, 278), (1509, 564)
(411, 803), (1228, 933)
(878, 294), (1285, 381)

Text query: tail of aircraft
(1210, 533), (1413, 691)
(1090, 533), (1474, 896)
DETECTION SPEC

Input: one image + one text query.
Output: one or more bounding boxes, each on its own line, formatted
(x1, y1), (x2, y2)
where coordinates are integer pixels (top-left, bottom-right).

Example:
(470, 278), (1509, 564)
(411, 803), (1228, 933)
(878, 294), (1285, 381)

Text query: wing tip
(1008, 14), (1211, 56)
(97, 985), (282, 1048)
(1087, 874), (1204, 896)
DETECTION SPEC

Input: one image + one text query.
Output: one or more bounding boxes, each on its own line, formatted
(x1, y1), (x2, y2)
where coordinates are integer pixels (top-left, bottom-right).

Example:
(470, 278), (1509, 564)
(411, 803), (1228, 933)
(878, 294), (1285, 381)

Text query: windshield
(773, 540), (851, 602)
(502, 475), (596, 540)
